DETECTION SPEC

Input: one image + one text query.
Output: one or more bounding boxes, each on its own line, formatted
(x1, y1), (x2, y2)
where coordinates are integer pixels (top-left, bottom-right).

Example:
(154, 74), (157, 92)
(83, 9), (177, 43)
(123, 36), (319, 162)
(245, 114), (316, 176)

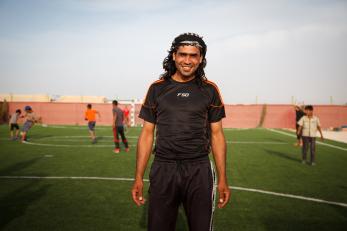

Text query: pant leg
(296, 124), (302, 140)
(181, 160), (215, 231)
(113, 127), (120, 148)
(148, 161), (180, 231)
(310, 137), (316, 163)
(117, 126), (129, 148)
(302, 136), (309, 161)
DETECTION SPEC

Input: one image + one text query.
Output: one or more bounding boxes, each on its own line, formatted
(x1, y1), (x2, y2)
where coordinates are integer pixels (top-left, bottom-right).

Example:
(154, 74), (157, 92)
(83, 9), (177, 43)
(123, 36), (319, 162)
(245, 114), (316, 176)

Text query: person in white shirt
(9, 109), (22, 140)
(297, 105), (324, 166)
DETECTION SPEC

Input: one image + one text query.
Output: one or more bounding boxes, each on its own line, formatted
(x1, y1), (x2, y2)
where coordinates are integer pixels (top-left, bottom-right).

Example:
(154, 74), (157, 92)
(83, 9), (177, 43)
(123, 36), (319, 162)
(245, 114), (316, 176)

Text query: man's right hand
(131, 179), (146, 206)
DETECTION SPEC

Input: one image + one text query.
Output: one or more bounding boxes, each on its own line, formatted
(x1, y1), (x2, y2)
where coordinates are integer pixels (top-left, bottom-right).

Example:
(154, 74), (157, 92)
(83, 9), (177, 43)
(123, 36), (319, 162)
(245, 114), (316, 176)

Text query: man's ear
(173, 52), (176, 61)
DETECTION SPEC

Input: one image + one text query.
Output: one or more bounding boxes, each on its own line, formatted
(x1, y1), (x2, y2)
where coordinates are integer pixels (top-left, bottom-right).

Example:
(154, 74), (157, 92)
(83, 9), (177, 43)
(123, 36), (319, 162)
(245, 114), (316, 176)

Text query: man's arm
(297, 126), (303, 135)
(317, 125), (324, 141)
(112, 113), (117, 128)
(210, 120), (230, 208)
(131, 121), (155, 206)
(297, 117), (304, 135)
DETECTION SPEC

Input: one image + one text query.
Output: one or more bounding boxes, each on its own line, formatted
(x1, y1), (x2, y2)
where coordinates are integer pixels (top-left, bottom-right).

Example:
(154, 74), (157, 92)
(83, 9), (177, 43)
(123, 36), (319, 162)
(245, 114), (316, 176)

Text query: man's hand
(320, 136), (324, 142)
(217, 181), (231, 209)
(131, 179), (146, 206)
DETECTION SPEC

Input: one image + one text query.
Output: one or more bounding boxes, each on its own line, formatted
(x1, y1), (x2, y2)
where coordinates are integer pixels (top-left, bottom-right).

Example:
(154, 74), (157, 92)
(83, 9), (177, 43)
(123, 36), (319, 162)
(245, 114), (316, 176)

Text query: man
(297, 105), (324, 166)
(21, 106), (40, 142)
(112, 100), (129, 153)
(294, 105), (305, 147)
(84, 104), (100, 144)
(131, 33), (230, 231)
(9, 109), (22, 140)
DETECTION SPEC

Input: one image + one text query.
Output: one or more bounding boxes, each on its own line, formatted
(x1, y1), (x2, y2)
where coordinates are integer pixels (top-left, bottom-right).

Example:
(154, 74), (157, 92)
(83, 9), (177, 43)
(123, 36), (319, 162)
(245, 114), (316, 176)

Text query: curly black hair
(160, 33), (207, 84)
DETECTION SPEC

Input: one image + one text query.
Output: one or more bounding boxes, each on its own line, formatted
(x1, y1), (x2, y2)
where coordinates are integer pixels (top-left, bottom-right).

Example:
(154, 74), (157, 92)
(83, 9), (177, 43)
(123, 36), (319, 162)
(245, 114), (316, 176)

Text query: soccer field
(0, 125), (346, 231)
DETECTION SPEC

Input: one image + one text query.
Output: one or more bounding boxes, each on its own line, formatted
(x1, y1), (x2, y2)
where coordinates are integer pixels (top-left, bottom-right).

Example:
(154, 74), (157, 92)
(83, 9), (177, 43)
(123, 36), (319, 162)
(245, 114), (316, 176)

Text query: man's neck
(172, 73), (195, 83)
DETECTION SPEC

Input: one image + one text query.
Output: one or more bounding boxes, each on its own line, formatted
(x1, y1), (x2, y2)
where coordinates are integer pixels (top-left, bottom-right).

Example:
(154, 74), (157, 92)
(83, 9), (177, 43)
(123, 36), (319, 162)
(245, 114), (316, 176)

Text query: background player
(9, 109), (22, 140)
(123, 105), (130, 130)
(112, 100), (129, 153)
(21, 106), (41, 142)
(297, 105), (324, 165)
(294, 104), (305, 147)
(84, 104), (101, 144)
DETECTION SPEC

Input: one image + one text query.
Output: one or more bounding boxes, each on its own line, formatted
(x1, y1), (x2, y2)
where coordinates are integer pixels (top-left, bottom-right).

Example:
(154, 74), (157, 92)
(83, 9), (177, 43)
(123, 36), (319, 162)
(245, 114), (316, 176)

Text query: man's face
(173, 45), (203, 78)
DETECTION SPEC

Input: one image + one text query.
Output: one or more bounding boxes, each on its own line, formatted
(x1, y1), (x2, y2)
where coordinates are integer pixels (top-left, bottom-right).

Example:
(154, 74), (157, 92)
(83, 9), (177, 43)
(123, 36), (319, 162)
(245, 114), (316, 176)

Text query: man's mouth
(182, 66), (192, 71)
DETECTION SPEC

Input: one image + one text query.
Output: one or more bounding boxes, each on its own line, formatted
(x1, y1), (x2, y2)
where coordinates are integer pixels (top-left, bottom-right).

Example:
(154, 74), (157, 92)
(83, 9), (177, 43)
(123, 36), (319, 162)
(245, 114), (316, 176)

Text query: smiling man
(131, 33), (230, 231)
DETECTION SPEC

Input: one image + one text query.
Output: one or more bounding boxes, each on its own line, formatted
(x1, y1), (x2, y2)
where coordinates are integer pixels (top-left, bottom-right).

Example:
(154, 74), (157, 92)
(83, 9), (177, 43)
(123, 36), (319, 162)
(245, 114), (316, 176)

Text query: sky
(1, 0), (346, 104)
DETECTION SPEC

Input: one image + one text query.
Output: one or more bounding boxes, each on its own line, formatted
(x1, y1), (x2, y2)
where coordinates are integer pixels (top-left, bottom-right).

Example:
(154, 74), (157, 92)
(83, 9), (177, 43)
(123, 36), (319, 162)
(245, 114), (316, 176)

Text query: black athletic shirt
(139, 77), (225, 160)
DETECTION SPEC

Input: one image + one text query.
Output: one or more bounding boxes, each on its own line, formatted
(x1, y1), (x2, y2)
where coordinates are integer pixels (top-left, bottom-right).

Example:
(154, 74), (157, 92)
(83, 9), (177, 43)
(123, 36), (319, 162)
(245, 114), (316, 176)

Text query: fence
(6, 102), (347, 129)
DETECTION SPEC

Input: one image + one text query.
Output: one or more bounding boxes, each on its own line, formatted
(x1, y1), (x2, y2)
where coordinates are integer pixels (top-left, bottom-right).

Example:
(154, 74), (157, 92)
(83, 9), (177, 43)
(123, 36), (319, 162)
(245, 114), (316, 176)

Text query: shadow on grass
(0, 157), (49, 228)
(263, 149), (301, 163)
(0, 157), (42, 175)
(0, 180), (50, 229)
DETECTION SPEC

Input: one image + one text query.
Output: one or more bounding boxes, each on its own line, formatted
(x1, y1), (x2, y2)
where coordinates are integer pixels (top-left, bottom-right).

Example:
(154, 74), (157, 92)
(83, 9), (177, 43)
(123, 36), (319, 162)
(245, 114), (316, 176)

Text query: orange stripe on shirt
(204, 80), (225, 105)
(142, 79), (165, 108)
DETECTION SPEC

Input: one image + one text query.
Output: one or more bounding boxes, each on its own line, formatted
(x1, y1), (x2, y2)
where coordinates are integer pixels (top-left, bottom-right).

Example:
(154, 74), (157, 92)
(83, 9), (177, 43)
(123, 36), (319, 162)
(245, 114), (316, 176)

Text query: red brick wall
(8, 102), (347, 129)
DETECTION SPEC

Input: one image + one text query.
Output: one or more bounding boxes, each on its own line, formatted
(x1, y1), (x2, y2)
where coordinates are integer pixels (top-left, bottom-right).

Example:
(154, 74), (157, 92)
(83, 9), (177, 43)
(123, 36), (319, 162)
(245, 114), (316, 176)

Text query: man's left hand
(217, 181), (231, 209)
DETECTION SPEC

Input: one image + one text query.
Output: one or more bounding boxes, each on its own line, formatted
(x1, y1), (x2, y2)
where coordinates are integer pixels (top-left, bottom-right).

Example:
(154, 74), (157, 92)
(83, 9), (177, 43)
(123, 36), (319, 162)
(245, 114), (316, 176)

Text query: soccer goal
(117, 99), (141, 127)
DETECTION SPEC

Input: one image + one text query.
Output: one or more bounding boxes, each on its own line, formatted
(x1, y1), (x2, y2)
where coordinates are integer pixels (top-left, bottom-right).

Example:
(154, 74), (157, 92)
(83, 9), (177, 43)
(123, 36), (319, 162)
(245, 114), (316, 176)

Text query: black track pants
(148, 157), (216, 231)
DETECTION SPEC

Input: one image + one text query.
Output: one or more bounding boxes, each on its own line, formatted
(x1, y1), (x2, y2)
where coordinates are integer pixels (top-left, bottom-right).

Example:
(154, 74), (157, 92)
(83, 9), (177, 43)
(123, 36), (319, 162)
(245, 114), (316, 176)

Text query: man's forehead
(176, 45), (201, 54)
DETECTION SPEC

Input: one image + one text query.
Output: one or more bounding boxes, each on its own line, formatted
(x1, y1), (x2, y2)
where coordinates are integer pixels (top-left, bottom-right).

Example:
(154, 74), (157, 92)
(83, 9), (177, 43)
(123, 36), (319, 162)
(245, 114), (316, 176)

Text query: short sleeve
(139, 85), (157, 124)
(208, 85), (226, 123)
(297, 117), (304, 126)
(317, 117), (321, 126)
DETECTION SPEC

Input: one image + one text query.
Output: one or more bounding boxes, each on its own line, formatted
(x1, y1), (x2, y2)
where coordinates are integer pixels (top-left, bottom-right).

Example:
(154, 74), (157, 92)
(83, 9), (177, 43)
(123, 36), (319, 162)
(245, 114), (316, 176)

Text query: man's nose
(183, 56), (191, 64)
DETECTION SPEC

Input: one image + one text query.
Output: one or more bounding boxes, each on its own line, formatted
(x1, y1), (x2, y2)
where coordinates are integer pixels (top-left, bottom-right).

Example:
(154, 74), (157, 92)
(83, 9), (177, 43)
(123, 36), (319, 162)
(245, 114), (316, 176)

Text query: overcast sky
(1, 0), (346, 104)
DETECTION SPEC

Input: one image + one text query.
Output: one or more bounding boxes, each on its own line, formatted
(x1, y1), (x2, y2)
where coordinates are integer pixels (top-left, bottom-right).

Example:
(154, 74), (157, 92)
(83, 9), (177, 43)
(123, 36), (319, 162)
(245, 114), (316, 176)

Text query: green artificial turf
(0, 125), (346, 230)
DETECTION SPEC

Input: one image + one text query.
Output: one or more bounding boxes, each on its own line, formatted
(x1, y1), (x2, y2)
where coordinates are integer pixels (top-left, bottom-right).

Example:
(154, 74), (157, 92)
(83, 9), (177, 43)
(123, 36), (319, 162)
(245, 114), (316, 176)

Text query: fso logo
(177, 93), (190, 97)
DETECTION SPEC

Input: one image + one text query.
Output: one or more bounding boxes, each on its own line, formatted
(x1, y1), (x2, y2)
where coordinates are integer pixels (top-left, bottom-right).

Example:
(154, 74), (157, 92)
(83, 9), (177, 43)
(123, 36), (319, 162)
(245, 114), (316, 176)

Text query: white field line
(22, 141), (137, 148)
(231, 186), (347, 208)
(267, 129), (347, 151)
(42, 126), (128, 130)
(1, 175), (346, 208)
(1, 135), (288, 147)
(34, 136), (139, 139)
(226, 141), (286, 144)
(21, 140), (286, 148)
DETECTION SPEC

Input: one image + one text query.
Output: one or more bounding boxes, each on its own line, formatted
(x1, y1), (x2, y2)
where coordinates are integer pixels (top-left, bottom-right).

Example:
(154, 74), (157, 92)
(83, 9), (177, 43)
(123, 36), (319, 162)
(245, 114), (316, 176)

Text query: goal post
(118, 99), (142, 127)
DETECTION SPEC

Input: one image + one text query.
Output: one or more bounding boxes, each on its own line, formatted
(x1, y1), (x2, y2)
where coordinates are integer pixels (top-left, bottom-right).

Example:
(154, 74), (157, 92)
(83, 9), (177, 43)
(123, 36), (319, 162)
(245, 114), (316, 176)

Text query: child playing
(21, 106), (40, 142)
(84, 104), (101, 144)
(297, 105), (324, 166)
(9, 109), (22, 140)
